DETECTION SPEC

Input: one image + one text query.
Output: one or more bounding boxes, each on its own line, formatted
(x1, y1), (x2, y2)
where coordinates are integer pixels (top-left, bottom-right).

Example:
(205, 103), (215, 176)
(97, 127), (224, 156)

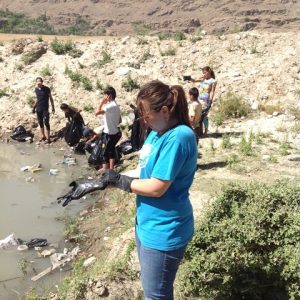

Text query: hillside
(0, 0), (300, 35)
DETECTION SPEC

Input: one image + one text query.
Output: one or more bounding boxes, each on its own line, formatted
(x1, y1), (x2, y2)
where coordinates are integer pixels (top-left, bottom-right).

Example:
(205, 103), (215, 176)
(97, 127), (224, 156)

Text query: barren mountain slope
(0, 0), (300, 34)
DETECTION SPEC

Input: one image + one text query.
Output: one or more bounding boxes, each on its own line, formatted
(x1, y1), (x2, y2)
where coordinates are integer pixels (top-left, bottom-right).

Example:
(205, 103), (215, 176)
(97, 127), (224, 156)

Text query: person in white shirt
(95, 86), (122, 170)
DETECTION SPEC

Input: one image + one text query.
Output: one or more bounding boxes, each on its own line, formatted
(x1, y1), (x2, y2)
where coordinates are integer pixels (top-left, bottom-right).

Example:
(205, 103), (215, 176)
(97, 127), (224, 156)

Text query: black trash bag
(17, 238), (48, 248)
(118, 140), (133, 155)
(88, 134), (108, 169)
(51, 127), (66, 143)
(73, 141), (86, 155)
(10, 125), (34, 142)
(64, 119), (83, 147)
(57, 178), (107, 206)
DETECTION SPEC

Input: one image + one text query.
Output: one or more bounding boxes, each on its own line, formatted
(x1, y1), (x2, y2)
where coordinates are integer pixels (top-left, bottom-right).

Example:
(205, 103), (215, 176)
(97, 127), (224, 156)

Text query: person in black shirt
(32, 77), (55, 144)
(60, 103), (84, 127)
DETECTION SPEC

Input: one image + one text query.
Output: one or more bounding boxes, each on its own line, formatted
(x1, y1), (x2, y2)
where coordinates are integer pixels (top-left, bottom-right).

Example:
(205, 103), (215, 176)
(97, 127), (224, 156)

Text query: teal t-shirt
(136, 125), (197, 251)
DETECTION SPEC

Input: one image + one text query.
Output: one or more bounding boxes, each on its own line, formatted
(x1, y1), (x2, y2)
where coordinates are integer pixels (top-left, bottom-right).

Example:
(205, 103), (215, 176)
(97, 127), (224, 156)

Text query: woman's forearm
(130, 178), (171, 198)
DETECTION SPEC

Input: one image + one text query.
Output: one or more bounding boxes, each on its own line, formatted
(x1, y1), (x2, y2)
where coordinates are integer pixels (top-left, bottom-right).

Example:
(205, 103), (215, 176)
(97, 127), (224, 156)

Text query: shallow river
(0, 142), (94, 300)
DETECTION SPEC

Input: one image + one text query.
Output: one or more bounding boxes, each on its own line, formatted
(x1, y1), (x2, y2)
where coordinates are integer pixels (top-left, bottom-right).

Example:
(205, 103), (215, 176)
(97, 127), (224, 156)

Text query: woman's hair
(202, 66), (215, 79)
(189, 87), (199, 99)
(137, 80), (191, 128)
(60, 103), (69, 110)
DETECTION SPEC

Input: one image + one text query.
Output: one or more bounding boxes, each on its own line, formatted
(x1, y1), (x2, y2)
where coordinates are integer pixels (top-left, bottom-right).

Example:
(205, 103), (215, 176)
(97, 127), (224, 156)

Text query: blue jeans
(136, 233), (186, 300)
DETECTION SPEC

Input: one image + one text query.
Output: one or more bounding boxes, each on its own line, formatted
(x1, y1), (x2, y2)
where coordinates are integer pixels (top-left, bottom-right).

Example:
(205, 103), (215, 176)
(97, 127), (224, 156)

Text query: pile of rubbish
(10, 125), (34, 143)
(0, 233), (81, 282)
(20, 163), (43, 173)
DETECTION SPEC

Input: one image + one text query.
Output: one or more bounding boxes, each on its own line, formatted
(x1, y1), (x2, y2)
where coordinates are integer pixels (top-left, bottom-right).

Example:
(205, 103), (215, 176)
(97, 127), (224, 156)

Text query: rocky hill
(0, 0), (300, 35)
(0, 31), (299, 137)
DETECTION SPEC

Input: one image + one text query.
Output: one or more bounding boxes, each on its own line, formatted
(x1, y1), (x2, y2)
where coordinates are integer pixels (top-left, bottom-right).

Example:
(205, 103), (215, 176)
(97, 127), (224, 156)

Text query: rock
(93, 282), (108, 297)
(80, 210), (89, 217)
(83, 256), (96, 267)
(121, 36), (130, 44)
(11, 38), (33, 55)
(21, 42), (47, 65)
(116, 67), (130, 76)
(251, 102), (259, 110)
(272, 111), (279, 117)
(40, 248), (56, 257)
(287, 155), (300, 162)
(262, 155), (270, 161)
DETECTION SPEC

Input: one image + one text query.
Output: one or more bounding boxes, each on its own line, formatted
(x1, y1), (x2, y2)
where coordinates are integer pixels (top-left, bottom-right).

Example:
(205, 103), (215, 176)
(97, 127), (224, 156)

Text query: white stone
(83, 256), (96, 267)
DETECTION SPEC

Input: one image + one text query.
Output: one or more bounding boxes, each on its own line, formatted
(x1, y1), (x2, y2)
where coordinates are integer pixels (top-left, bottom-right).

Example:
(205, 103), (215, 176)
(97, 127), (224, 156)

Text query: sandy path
(0, 33), (116, 43)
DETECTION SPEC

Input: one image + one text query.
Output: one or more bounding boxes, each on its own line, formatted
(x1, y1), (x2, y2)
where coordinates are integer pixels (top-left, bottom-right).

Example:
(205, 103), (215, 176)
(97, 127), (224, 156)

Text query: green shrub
(173, 31), (186, 41)
(95, 50), (113, 68)
(96, 80), (104, 90)
(122, 75), (140, 92)
(218, 92), (250, 120)
(239, 135), (254, 156)
(158, 32), (173, 40)
(221, 134), (232, 149)
(64, 66), (82, 82)
(226, 153), (239, 169)
(259, 103), (283, 115)
(26, 95), (35, 107)
(0, 87), (8, 98)
(51, 38), (75, 55)
(139, 50), (152, 64)
(81, 76), (93, 91)
(160, 47), (176, 56)
(190, 36), (202, 43)
(137, 37), (148, 45)
(68, 48), (83, 58)
(83, 104), (94, 112)
(132, 21), (151, 35)
(40, 64), (52, 77)
(0, 10), (55, 34)
(180, 181), (300, 300)
(16, 63), (24, 71)
(58, 17), (90, 35)
(63, 215), (79, 240)
(279, 138), (292, 156)
(36, 35), (43, 42)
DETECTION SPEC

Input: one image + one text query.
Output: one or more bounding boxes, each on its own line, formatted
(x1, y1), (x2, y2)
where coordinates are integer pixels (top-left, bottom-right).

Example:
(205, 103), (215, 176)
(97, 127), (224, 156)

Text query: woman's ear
(160, 106), (170, 116)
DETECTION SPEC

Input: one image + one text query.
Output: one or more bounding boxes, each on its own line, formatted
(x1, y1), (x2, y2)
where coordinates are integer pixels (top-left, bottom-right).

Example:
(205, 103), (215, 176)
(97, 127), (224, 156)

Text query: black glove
(101, 169), (134, 193)
(57, 179), (107, 207)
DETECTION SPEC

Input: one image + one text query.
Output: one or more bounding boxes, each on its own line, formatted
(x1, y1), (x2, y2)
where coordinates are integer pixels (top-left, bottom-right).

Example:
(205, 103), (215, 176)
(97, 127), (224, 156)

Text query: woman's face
(202, 69), (210, 79)
(139, 100), (170, 133)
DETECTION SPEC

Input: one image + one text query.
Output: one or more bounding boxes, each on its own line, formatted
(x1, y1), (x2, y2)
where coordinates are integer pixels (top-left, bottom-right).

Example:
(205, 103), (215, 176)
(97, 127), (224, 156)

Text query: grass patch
(96, 80), (104, 91)
(221, 134), (232, 149)
(226, 153), (239, 169)
(288, 106), (300, 120)
(26, 95), (35, 107)
(279, 138), (292, 156)
(137, 37), (148, 45)
(160, 47), (176, 56)
(40, 64), (52, 77)
(212, 92), (250, 125)
(0, 87), (8, 98)
(83, 104), (94, 113)
(122, 75), (140, 92)
(21, 48), (46, 65)
(239, 135), (254, 156)
(63, 214), (80, 240)
(259, 103), (283, 115)
(51, 38), (75, 55)
(132, 21), (151, 35)
(291, 122), (300, 133)
(64, 66), (82, 82)
(81, 76), (93, 91)
(173, 31), (186, 41)
(95, 51), (113, 68)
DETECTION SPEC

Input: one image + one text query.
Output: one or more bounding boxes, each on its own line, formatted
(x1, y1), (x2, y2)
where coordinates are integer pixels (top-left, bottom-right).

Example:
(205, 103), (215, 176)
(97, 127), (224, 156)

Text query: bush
(132, 21), (151, 35)
(81, 76), (93, 91)
(221, 134), (232, 149)
(212, 92), (250, 125)
(180, 181), (300, 300)
(83, 104), (94, 112)
(51, 38), (75, 55)
(122, 75), (140, 92)
(259, 104), (283, 115)
(95, 51), (113, 68)
(239, 135), (254, 156)
(40, 64), (52, 77)
(64, 66), (82, 82)
(158, 32), (173, 40)
(96, 80), (104, 91)
(160, 47), (176, 56)
(0, 87), (8, 98)
(173, 31), (186, 41)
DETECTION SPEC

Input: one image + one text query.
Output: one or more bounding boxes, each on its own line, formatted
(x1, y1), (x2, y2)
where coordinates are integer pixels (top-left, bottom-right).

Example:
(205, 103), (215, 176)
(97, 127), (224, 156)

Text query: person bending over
(32, 77), (55, 144)
(60, 103), (85, 128)
(95, 87), (122, 170)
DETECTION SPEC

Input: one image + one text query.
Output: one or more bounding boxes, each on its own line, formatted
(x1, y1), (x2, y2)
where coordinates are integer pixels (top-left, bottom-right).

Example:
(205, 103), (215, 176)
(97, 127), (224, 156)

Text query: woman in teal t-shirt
(105, 80), (198, 299)
(58, 80), (198, 299)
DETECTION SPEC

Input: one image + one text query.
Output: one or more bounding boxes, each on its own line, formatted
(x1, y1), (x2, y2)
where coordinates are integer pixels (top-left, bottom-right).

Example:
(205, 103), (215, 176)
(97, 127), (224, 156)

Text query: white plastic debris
(0, 233), (19, 249)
